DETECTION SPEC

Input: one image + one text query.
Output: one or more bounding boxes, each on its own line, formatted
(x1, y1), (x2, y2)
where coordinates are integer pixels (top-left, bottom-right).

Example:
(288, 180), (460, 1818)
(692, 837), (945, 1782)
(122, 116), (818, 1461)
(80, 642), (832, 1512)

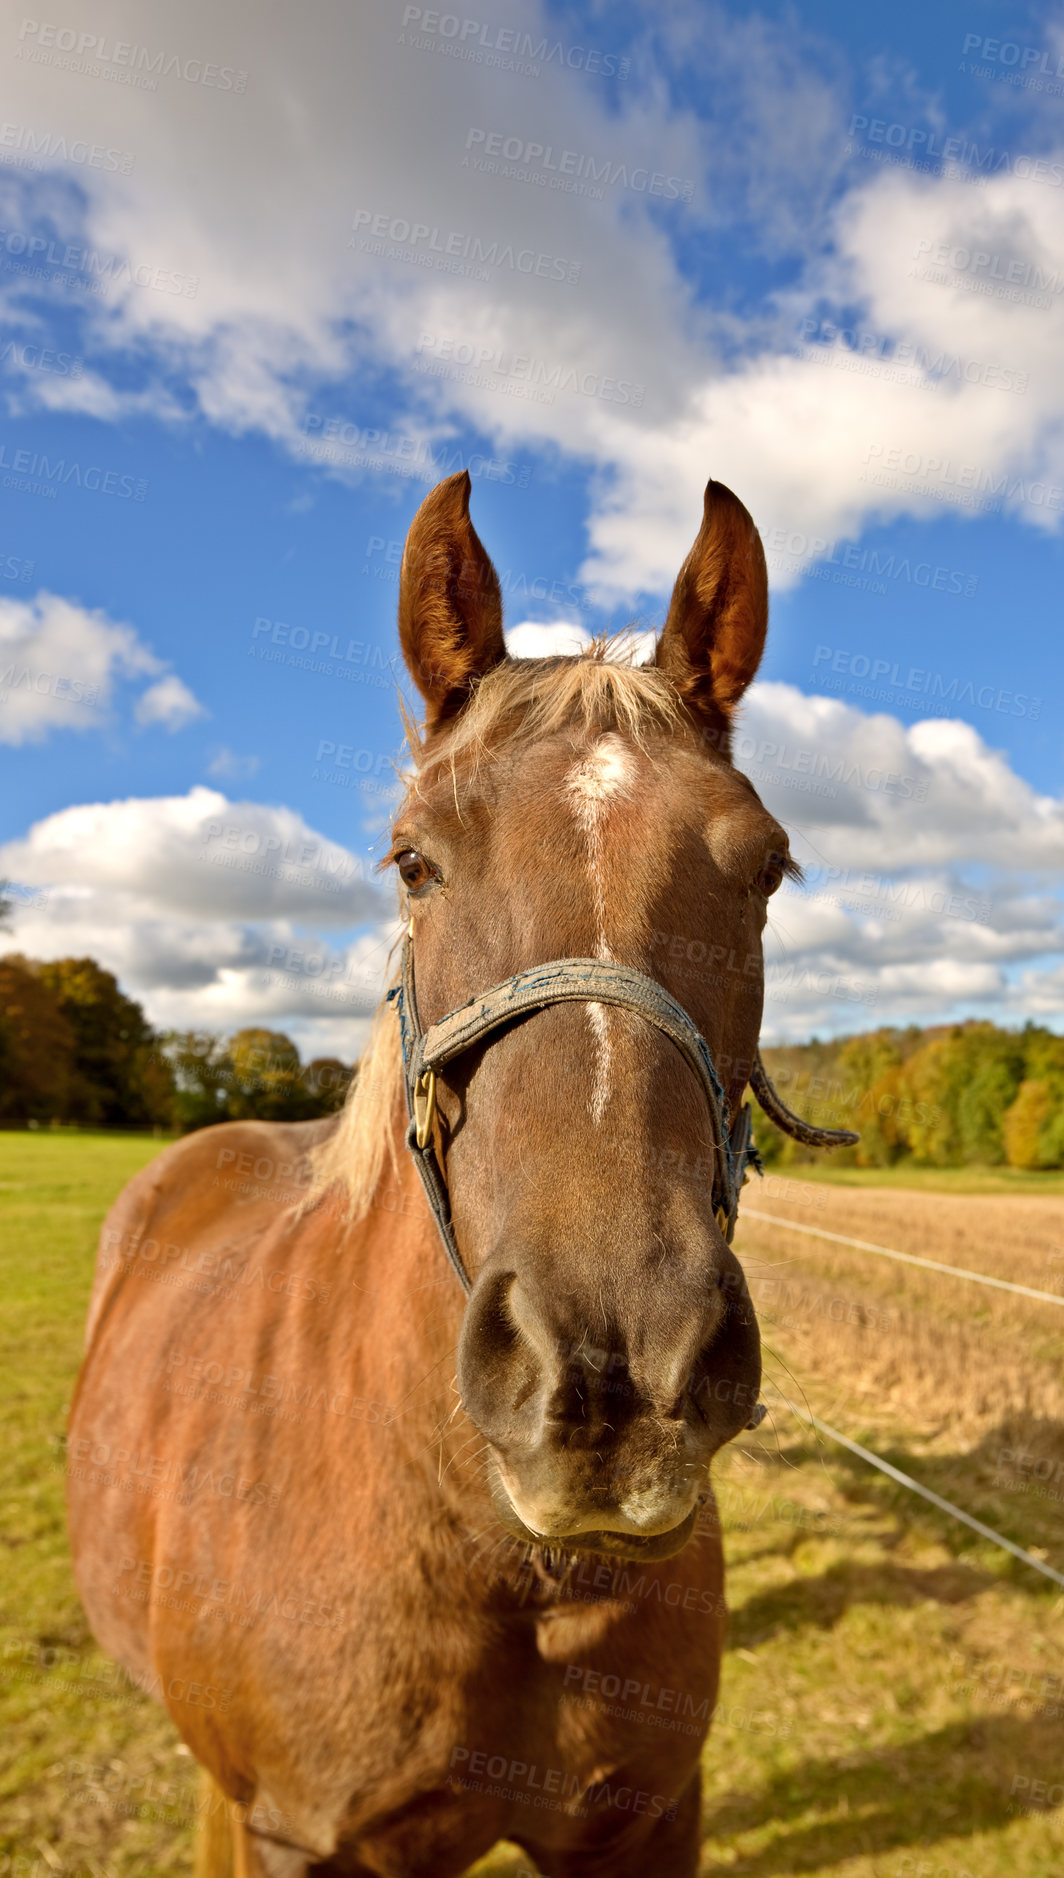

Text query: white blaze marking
(565, 735), (635, 1122)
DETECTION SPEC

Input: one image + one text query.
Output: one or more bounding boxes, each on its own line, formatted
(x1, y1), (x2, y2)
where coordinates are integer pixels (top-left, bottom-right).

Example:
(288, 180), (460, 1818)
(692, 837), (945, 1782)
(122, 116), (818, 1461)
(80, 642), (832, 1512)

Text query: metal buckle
(715, 1204), (729, 1236)
(413, 1068), (437, 1150)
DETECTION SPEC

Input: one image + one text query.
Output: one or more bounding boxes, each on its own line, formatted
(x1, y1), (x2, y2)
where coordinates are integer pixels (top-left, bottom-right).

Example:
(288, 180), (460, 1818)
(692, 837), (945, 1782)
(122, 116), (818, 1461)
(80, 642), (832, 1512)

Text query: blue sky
(1, 0), (1062, 1052)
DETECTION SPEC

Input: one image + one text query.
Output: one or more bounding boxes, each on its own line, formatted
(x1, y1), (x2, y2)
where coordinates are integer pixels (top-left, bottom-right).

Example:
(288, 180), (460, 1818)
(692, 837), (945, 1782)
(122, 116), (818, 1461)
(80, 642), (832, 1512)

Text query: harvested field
(735, 1181), (1064, 1486)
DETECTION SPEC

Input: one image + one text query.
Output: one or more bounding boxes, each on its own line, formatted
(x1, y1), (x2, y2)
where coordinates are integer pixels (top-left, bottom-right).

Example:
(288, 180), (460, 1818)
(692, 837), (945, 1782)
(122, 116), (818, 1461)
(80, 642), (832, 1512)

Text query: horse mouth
(488, 1479), (699, 1561)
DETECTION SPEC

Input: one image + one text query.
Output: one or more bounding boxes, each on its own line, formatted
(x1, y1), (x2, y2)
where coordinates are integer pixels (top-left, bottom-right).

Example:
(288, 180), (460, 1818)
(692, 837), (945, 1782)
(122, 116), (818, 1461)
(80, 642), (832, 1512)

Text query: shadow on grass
(701, 1712), (1061, 1875)
(728, 1555), (988, 1649)
(736, 1421), (1064, 1589)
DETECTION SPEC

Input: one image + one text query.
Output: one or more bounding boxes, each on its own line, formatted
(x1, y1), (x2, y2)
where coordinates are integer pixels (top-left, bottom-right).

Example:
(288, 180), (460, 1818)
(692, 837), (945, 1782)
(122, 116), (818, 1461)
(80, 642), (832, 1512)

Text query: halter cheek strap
(391, 934), (770, 1295)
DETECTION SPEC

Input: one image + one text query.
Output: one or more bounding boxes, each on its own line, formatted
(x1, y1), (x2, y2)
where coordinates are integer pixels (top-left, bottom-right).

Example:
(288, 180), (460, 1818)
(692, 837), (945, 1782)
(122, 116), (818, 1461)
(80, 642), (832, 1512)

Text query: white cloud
(0, 787), (398, 1055)
(734, 682), (1064, 871)
(4, 2), (1063, 601)
(0, 786), (386, 924)
(729, 682), (1064, 1039)
(207, 746), (261, 779)
(505, 620), (592, 658)
(0, 590), (205, 743)
(0, 590), (155, 743)
(134, 673), (206, 731)
(504, 621), (657, 660)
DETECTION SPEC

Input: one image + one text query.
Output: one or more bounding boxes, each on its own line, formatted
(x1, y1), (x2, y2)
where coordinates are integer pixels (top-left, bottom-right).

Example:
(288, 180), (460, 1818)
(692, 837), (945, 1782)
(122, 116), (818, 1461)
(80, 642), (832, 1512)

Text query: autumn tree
(33, 956), (174, 1127)
(0, 955), (76, 1122)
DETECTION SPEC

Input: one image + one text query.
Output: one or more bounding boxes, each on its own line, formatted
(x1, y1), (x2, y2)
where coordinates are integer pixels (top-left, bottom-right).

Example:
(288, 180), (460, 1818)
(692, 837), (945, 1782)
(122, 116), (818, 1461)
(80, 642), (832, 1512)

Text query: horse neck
(347, 1096), (469, 1429)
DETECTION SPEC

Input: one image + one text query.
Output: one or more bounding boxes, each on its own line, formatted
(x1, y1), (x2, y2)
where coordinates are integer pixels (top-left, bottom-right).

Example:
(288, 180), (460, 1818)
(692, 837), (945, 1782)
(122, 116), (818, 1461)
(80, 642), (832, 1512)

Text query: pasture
(2, 1132), (1063, 1876)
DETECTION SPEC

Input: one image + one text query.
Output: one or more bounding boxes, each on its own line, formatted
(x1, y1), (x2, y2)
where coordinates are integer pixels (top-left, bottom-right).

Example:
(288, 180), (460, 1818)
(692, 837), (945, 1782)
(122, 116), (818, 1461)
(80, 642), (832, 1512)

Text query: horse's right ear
(398, 471), (508, 729)
(655, 479), (768, 746)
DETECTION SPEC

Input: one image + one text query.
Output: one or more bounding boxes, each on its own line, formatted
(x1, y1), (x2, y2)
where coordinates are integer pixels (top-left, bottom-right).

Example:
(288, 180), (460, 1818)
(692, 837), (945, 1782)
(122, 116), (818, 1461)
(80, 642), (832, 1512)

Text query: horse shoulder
(81, 1116), (338, 1350)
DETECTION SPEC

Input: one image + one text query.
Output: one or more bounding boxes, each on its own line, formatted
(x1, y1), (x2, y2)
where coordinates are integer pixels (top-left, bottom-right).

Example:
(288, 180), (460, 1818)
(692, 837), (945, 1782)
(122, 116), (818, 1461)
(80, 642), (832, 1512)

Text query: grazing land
(2, 1132), (1062, 1876)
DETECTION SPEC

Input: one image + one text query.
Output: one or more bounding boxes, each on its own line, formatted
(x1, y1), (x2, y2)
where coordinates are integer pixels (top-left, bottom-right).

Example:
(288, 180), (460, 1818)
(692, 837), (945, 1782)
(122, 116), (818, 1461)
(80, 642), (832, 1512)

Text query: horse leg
(520, 1771), (702, 1878)
(194, 1771), (312, 1878)
(195, 1770), (234, 1878)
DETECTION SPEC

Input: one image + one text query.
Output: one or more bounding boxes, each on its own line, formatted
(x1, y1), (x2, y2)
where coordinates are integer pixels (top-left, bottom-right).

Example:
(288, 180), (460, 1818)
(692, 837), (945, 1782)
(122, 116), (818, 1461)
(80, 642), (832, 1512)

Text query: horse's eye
(396, 849), (437, 893)
(758, 855), (786, 897)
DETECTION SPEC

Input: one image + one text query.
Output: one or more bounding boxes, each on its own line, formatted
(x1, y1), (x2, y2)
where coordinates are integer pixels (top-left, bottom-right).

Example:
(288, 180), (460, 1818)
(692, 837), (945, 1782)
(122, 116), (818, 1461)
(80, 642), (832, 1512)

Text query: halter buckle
(413, 1068), (437, 1150)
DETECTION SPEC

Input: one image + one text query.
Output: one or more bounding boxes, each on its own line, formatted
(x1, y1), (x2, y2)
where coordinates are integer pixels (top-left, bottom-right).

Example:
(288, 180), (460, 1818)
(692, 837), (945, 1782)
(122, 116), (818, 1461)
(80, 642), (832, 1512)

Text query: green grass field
(2, 1132), (1063, 1876)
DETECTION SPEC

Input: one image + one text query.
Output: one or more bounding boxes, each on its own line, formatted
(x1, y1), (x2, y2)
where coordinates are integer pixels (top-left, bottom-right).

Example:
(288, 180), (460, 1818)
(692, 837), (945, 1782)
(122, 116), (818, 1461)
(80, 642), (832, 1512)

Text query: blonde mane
(304, 638), (680, 1219)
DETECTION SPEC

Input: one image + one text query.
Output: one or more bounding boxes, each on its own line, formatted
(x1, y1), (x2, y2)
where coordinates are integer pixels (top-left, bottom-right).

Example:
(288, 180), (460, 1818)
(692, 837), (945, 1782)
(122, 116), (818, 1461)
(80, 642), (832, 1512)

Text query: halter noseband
(389, 931), (856, 1295)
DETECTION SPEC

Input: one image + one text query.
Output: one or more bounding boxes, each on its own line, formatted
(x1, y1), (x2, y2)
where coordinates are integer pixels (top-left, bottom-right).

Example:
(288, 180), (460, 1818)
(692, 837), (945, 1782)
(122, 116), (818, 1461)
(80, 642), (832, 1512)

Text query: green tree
(302, 1057), (353, 1112)
(164, 1031), (235, 1133)
(227, 1028), (316, 1122)
(1003, 1080), (1053, 1170)
(0, 954), (76, 1122)
(34, 957), (174, 1127)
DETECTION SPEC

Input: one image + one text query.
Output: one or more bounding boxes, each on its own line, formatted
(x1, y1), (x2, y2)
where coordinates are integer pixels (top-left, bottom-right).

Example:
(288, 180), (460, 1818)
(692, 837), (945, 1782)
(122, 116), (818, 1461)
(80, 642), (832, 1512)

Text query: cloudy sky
(0, 0), (1061, 1054)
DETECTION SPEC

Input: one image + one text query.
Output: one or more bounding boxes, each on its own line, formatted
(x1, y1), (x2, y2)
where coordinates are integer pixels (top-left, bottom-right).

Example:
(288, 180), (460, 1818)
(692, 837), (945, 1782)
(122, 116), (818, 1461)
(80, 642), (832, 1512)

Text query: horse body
(69, 1110), (723, 1873)
(67, 470), (837, 1875)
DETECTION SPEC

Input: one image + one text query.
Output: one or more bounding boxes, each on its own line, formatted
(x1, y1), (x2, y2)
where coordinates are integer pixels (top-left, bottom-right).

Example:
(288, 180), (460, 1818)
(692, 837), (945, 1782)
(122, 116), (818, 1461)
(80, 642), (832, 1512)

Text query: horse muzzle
(486, 1461), (702, 1561)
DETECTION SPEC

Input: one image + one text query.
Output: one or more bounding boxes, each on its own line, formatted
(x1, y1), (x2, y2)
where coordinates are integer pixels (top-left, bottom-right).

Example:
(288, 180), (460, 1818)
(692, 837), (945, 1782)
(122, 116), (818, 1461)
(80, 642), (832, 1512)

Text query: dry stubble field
(2, 1135), (1063, 1877)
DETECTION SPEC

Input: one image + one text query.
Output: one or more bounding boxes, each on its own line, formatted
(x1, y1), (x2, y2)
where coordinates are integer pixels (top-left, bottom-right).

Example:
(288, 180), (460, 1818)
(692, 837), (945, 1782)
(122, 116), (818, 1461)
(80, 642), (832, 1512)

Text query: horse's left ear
(398, 470), (508, 728)
(655, 479), (768, 741)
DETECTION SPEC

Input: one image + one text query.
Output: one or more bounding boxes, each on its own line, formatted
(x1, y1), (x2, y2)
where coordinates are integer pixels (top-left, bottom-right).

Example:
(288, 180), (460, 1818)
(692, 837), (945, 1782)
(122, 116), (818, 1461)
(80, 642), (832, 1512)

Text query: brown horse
(67, 471), (848, 1877)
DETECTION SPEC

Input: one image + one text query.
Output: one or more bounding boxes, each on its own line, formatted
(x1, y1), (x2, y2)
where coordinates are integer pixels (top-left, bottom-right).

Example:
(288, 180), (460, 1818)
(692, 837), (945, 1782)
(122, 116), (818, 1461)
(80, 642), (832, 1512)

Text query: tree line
(756, 1020), (1064, 1171)
(2, 949), (1061, 1167)
(0, 953), (352, 1133)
